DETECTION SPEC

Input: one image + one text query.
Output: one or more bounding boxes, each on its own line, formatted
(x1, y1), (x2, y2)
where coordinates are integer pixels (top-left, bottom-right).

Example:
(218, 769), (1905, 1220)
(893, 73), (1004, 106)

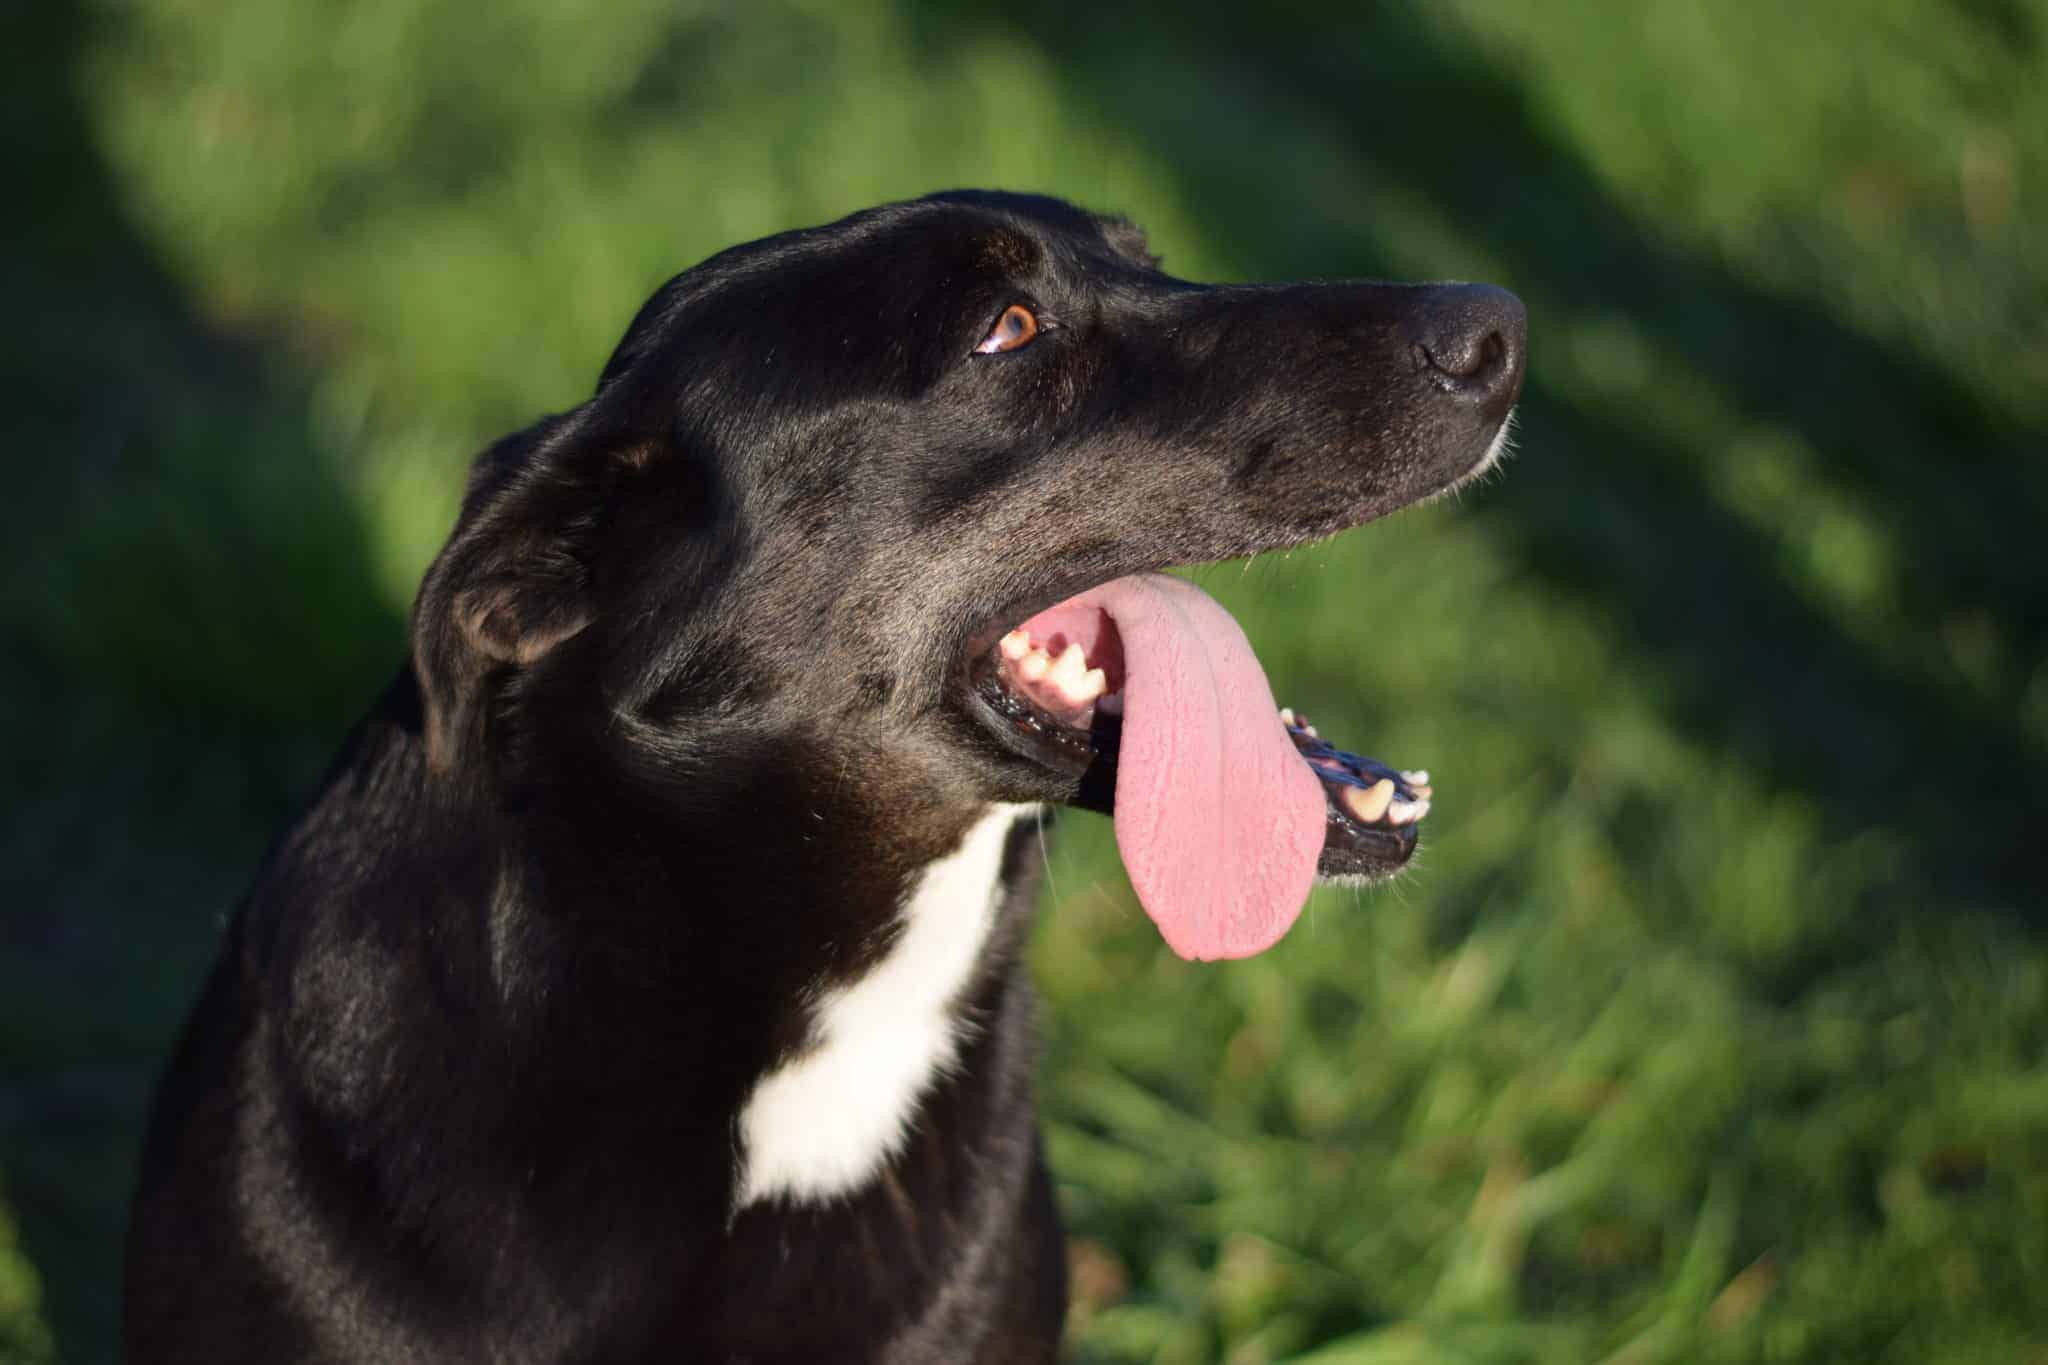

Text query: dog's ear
(411, 409), (630, 766)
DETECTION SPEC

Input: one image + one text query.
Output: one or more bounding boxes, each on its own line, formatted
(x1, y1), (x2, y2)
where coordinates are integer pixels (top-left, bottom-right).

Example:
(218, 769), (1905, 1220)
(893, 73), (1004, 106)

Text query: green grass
(5, 1), (2046, 1360)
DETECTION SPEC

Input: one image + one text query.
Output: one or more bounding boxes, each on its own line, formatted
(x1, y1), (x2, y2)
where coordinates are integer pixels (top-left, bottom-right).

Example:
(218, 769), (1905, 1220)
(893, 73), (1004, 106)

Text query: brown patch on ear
(454, 581), (591, 665)
(419, 555), (592, 770)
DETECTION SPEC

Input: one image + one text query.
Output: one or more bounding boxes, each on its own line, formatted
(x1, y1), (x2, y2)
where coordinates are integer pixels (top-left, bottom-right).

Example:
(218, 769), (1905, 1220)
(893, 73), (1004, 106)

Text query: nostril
(1424, 329), (1507, 384)
(1418, 330), (1505, 392)
(1411, 284), (1526, 406)
(1476, 330), (1507, 378)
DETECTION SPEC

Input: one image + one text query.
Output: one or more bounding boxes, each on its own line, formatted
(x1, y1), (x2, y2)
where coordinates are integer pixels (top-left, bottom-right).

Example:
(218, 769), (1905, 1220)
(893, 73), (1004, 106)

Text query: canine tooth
(1000, 630), (1032, 661)
(1387, 796), (1430, 826)
(1345, 778), (1395, 823)
(1402, 769), (1430, 787)
(1019, 649), (1051, 683)
(1047, 643), (1089, 698)
(1279, 707), (1297, 726)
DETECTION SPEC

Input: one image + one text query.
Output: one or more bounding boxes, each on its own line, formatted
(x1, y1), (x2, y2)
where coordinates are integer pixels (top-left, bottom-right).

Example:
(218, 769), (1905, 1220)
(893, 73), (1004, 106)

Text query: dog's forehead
(973, 226), (1040, 274)
(864, 212), (1122, 286)
(891, 193), (1157, 281)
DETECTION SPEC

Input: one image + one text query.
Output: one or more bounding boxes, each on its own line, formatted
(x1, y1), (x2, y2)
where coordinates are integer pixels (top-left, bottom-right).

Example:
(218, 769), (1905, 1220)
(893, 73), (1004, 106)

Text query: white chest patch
(733, 803), (1037, 1209)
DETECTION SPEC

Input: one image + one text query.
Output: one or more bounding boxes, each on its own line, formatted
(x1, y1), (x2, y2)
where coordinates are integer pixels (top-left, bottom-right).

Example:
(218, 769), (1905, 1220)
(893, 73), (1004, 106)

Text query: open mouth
(967, 572), (1433, 962)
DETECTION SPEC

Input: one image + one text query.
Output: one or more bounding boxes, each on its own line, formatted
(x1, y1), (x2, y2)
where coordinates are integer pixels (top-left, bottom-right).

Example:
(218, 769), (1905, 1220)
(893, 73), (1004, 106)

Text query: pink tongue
(1050, 574), (1325, 961)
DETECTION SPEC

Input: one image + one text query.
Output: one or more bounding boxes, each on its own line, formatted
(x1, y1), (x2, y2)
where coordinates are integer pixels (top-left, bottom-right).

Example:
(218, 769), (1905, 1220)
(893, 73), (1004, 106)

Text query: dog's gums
(999, 630), (1112, 709)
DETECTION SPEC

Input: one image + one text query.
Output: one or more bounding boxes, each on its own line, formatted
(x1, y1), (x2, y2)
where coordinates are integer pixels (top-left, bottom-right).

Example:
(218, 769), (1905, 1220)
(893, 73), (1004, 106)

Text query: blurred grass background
(4, 0), (2047, 1360)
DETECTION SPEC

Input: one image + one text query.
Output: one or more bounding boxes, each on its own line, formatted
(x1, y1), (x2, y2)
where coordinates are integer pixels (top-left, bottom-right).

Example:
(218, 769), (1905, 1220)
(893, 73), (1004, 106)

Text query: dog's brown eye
(975, 305), (1039, 355)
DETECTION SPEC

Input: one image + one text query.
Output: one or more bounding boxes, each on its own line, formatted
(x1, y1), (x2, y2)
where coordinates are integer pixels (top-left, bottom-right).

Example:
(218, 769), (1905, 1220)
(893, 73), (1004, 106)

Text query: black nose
(1411, 284), (1526, 415)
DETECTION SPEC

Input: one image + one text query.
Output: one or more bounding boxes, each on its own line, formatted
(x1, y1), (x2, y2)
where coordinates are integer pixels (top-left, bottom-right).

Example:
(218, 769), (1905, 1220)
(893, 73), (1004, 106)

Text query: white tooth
(1402, 769), (1430, 787)
(1387, 796), (1430, 826)
(1019, 649), (1050, 683)
(1000, 630), (1032, 661)
(1098, 691), (1124, 715)
(1304, 725), (1319, 738)
(1048, 643), (1089, 699)
(1073, 667), (1108, 703)
(1279, 707), (1297, 726)
(1345, 779), (1395, 823)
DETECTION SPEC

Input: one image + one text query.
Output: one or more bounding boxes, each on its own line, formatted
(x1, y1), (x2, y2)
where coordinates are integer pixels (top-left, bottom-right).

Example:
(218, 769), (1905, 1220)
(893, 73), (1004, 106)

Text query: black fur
(123, 191), (1523, 1362)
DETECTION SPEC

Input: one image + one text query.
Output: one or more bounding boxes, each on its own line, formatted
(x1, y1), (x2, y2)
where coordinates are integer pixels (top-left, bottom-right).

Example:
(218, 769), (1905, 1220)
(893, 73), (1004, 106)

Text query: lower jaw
(970, 679), (1429, 881)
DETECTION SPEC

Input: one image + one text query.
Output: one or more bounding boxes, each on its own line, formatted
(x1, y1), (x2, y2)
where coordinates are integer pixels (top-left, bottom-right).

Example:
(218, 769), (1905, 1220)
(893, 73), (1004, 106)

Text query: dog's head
(413, 191), (1523, 960)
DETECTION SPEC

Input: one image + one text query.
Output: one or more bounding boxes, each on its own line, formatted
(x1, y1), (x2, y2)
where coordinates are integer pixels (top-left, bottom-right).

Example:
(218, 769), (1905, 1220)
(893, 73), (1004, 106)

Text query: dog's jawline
(735, 803), (1040, 1208)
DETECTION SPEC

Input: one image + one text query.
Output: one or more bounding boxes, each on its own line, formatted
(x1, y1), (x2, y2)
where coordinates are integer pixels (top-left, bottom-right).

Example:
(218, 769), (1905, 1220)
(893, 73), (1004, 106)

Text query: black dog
(123, 191), (1523, 1362)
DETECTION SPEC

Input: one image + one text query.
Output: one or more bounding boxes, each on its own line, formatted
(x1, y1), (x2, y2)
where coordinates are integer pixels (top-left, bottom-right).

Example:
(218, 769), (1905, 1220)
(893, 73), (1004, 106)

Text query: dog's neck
(734, 801), (1040, 1207)
(432, 702), (1052, 1216)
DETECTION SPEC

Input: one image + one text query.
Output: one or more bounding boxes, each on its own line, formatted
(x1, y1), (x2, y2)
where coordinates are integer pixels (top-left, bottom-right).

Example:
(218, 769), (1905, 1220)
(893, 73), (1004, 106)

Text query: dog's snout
(1411, 284), (1526, 413)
